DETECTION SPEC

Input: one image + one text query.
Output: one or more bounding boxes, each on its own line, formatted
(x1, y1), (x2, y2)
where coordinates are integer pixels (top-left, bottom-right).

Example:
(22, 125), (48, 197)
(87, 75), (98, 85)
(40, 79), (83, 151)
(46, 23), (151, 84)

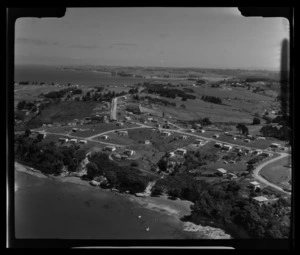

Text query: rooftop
(253, 196), (268, 202)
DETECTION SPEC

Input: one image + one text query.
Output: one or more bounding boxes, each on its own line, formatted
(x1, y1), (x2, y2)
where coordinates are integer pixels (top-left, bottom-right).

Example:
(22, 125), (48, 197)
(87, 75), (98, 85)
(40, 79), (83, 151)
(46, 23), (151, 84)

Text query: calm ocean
(14, 65), (150, 87)
(15, 171), (197, 239)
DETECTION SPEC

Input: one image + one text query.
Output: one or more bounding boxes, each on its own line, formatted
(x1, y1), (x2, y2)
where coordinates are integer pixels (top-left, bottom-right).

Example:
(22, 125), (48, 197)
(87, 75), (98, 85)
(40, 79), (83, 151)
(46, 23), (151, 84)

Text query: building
(116, 122), (124, 126)
(69, 139), (78, 143)
(214, 142), (223, 148)
(244, 139), (251, 143)
(270, 143), (280, 148)
(213, 134), (220, 138)
(200, 129), (206, 133)
(249, 181), (260, 190)
(104, 146), (116, 152)
(180, 135), (187, 140)
(216, 168), (227, 176)
(117, 130), (128, 136)
(252, 196), (269, 205)
(174, 148), (187, 156)
(100, 135), (109, 140)
(254, 150), (262, 155)
(256, 136), (266, 140)
(144, 140), (151, 145)
(228, 173), (238, 179)
(222, 144), (232, 151)
(124, 149), (135, 156)
(79, 140), (87, 144)
(190, 129), (196, 133)
(72, 128), (79, 132)
(59, 137), (69, 142)
(162, 131), (171, 137)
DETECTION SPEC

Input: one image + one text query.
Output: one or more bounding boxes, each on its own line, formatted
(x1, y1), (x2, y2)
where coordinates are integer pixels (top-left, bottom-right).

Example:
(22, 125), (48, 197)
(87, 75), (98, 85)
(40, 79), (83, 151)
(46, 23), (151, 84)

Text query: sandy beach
(14, 162), (231, 239)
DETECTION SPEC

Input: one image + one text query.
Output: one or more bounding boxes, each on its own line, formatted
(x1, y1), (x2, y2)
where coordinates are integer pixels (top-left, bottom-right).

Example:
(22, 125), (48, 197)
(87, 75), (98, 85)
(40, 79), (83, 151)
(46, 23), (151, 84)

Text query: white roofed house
(59, 137), (69, 143)
(249, 181), (260, 190)
(227, 172), (238, 179)
(222, 144), (232, 151)
(161, 131), (171, 137)
(124, 149), (135, 157)
(213, 134), (219, 138)
(100, 135), (109, 140)
(174, 148), (187, 156)
(144, 140), (151, 145)
(216, 168), (227, 177)
(180, 135), (187, 140)
(252, 196), (269, 206)
(118, 130), (128, 136)
(104, 145), (116, 152)
(69, 138), (78, 143)
(79, 140), (87, 144)
(214, 142), (223, 148)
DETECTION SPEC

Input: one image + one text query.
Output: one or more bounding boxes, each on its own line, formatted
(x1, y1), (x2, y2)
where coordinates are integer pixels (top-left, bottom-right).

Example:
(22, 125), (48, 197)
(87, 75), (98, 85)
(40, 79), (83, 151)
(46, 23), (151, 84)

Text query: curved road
(251, 152), (291, 195)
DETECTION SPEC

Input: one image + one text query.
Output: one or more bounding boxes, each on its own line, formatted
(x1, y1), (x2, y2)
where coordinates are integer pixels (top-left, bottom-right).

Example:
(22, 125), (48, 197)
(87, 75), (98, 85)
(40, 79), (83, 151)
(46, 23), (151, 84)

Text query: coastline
(14, 162), (231, 239)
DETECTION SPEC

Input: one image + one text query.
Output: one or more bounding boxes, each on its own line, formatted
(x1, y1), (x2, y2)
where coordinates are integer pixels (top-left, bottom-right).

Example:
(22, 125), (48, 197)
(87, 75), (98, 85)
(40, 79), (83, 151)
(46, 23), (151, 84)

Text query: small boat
(146, 227), (150, 231)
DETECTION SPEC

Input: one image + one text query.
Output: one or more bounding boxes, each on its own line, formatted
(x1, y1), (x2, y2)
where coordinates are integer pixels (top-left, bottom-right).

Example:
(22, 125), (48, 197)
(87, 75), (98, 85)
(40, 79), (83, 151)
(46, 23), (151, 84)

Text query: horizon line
(15, 63), (280, 72)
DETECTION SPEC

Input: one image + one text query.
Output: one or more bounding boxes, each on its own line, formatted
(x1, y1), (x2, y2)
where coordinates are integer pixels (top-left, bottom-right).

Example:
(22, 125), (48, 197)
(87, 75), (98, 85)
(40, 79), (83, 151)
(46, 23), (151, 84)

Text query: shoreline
(15, 162), (231, 239)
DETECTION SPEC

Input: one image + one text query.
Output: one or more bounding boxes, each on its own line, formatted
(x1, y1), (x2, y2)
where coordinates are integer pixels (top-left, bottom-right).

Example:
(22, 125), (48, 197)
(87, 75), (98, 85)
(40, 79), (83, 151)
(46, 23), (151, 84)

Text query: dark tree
(253, 117), (261, 125)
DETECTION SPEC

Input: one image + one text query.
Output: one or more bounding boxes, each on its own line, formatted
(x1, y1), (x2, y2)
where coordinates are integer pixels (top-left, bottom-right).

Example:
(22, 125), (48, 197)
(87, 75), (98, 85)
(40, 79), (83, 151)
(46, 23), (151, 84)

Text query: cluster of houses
(58, 137), (87, 144)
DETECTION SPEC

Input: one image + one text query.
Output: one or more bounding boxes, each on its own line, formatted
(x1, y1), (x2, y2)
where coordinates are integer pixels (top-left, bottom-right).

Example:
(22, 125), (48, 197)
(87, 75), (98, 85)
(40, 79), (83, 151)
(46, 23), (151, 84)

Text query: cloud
(67, 44), (100, 49)
(15, 37), (61, 46)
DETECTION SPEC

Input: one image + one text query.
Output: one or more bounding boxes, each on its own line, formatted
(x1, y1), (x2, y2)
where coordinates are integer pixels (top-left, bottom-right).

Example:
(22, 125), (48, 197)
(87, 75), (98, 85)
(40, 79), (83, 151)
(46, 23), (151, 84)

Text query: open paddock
(260, 156), (292, 190)
(73, 122), (138, 138)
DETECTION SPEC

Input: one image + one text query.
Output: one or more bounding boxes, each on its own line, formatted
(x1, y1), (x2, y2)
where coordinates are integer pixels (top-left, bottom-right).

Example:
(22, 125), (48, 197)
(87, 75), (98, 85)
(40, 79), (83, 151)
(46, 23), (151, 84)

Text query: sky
(15, 7), (289, 70)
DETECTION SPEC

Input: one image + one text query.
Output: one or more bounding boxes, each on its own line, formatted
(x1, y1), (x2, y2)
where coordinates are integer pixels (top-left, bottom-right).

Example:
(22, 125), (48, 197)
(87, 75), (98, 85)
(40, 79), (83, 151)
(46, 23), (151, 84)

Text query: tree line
(201, 95), (222, 104)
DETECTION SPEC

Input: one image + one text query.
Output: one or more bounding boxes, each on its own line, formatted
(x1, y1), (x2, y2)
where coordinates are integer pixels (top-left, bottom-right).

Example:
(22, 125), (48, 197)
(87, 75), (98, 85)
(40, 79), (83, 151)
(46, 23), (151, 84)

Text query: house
(167, 151), (175, 157)
(90, 180), (101, 186)
(144, 140), (151, 145)
(104, 146), (116, 152)
(252, 196), (269, 205)
(124, 149), (135, 157)
(213, 134), (220, 138)
(69, 138), (78, 143)
(118, 130), (128, 136)
(256, 136), (266, 140)
(124, 116), (131, 121)
(200, 129), (206, 133)
(174, 148), (187, 156)
(233, 147), (242, 153)
(79, 140), (87, 144)
(233, 136), (237, 140)
(228, 173), (238, 179)
(270, 143), (280, 148)
(116, 122), (124, 126)
(249, 181), (260, 190)
(162, 131), (171, 137)
(214, 142), (223, 148)
(254, 150), (262, 155)
(59, 137), (69, 142)
(190, 129), (196, 133)
(121, 155), (128, 160)
(100, 135), (109, 140)
(180, 135), (187, 140)
(244, 139), (251, 143)
(216, 168), (227, 176)
(72, 128), (78, 132)
(222, 144), (232, 151)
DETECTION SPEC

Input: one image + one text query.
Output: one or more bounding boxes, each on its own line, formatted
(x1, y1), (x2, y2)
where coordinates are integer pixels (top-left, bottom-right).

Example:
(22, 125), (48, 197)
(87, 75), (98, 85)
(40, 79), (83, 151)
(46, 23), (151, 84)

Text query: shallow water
(15, 171), (195, 239)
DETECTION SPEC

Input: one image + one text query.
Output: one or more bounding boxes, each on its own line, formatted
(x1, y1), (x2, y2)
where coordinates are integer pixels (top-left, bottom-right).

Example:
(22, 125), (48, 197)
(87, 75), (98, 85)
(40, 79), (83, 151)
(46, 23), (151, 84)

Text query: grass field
(260, 156), (292, 189)
(34, 101), (99, 124)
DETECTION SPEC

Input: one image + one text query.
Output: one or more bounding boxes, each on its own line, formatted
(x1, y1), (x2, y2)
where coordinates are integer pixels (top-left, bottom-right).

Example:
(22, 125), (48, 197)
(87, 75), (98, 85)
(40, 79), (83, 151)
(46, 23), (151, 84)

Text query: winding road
(251, 152), (291, 195)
